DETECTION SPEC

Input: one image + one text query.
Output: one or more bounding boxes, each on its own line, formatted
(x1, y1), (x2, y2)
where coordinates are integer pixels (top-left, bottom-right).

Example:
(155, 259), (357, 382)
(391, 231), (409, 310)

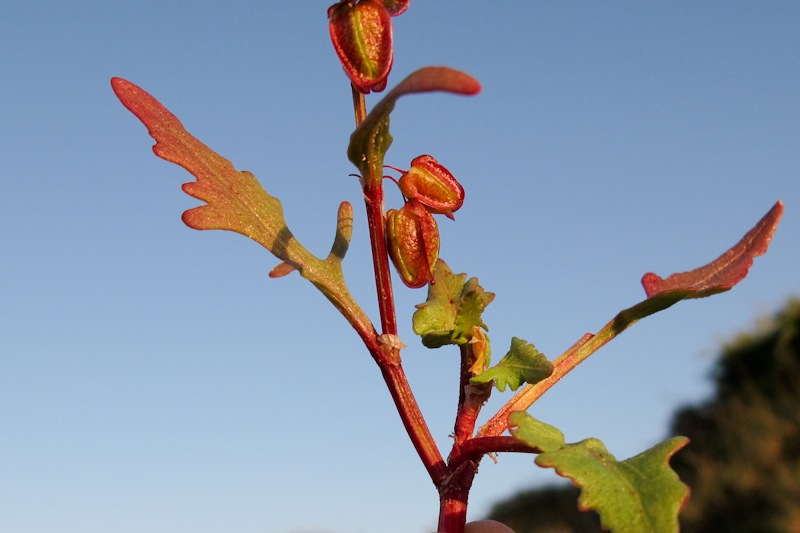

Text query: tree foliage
(671, 298), (800, 533)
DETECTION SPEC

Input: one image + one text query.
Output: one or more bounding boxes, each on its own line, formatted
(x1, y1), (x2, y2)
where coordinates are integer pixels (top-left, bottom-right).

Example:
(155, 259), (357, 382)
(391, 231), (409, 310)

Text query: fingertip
(464, 520), (516, 533)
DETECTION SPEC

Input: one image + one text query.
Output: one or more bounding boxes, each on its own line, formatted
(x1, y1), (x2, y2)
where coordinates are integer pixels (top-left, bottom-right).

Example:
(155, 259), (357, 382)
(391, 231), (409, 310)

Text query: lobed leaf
(535, 437), (690, 533)
(412, 260), (495, 348)
(111, 78), (297, 258)
(642, 201), (783, 299)
(508, 411), (565, 453)
(471, 337), (553, 392)
(112, 78), (374, 340)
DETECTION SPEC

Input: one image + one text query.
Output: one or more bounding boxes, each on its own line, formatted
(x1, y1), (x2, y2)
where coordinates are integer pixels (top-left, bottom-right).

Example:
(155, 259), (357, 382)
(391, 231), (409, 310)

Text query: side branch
(450, 436), (539, 465)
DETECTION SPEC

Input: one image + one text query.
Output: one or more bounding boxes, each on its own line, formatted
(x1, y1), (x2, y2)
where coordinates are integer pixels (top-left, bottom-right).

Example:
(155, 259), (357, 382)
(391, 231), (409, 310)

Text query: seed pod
(397, 155), (464, 220)
(382, 0), (410, 16)
(385, 199), (440, 288)
(328, 0), (394, 94)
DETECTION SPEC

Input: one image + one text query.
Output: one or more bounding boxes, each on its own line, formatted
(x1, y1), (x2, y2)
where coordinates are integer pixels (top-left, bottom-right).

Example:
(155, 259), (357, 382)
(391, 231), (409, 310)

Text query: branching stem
(353, 84), (397, 336)
(350, 83), (448, 489)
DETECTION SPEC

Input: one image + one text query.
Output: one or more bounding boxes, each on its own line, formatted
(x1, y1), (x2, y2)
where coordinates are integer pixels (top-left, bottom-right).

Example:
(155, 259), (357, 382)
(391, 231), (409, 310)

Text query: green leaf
(471, 337), (553, 391)
(607, 289), (695, 337)
(412, 260), (494, 348)
(508, 411), (565, 453)
(535, 437), (690, 533)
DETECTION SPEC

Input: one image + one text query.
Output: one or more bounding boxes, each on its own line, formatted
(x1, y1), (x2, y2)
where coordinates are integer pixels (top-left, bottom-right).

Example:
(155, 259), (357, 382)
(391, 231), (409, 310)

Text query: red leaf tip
(642, 201), (783, 299)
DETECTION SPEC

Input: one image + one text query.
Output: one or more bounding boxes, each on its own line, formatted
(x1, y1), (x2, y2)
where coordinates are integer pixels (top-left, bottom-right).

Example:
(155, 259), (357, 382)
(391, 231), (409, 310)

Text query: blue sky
(1, 2), (798, 533)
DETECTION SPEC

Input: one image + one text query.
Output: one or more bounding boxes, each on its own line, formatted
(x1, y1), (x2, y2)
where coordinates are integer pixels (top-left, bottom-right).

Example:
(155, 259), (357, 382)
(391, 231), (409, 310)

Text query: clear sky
(1, 2), (798, 533)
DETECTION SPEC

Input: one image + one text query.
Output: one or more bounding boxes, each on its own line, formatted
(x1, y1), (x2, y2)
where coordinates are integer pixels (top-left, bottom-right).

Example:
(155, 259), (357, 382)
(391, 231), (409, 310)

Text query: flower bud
(328, 0), (393, 93)
(385, 199), (440, 288)
(398, 155), (464, 220)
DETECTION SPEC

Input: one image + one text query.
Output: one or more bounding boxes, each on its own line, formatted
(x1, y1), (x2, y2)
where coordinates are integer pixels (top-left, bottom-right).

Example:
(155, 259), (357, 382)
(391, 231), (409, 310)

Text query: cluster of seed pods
(328, 2), (465, 288)
(385, 156), (465, 288)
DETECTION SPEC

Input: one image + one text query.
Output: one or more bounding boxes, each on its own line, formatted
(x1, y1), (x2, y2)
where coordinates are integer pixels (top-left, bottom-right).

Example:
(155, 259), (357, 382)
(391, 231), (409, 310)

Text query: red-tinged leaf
(642, 201), (783, 299)
(111, 77), (295, 254)
(112, 78), (376, 340)
(348, 67), (481, 182)
(481, 202), (784, 426)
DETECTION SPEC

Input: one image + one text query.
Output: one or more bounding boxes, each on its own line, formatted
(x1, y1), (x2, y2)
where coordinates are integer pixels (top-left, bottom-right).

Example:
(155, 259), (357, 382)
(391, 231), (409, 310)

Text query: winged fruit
(386, 199), (440, 288)
(328, 0), (393, 93)
(398, 155), (464, 220)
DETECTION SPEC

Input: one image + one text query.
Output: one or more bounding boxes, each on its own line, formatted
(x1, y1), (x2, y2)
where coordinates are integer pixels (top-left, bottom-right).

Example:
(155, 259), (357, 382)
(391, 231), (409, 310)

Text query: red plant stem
(350, 84), (448, 487)
(434, 344), (489, 533)
(450, 436), (539, 465)
(351, 82), (367, 125)
(378, 351), (449, 485)
(452, 344), (491, 449)
(364, 195), (398, 335)
(438, 436), (537, 532)
(438, 461), (478, 533)
(439, 435), (538, 533)
(352, 85), (398, 336)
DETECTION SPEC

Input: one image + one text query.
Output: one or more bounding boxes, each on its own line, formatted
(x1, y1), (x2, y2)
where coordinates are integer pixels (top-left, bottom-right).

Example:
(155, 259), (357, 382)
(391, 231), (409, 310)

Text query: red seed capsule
(385, 199), (440, 288)
(328, 0), (394, 93)
(397, 155), (464, 220)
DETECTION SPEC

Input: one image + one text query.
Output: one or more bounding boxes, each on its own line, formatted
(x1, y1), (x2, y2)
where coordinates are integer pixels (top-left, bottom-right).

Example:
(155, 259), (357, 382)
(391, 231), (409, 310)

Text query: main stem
(351, 84), (448, 488)
(353, 85), (397, 336)
(438, 462), (479, 533)
(439, 342), (491, 533)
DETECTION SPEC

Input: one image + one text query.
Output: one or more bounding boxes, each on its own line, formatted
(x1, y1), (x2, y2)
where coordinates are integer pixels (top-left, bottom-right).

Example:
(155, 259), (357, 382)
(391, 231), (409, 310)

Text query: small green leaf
(412, 260), (494, 348)
(456, 279), (495, 341)
(471, 337), (553, 392)
(508, 411), (565, 453)
(535, 437), (690, 533)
